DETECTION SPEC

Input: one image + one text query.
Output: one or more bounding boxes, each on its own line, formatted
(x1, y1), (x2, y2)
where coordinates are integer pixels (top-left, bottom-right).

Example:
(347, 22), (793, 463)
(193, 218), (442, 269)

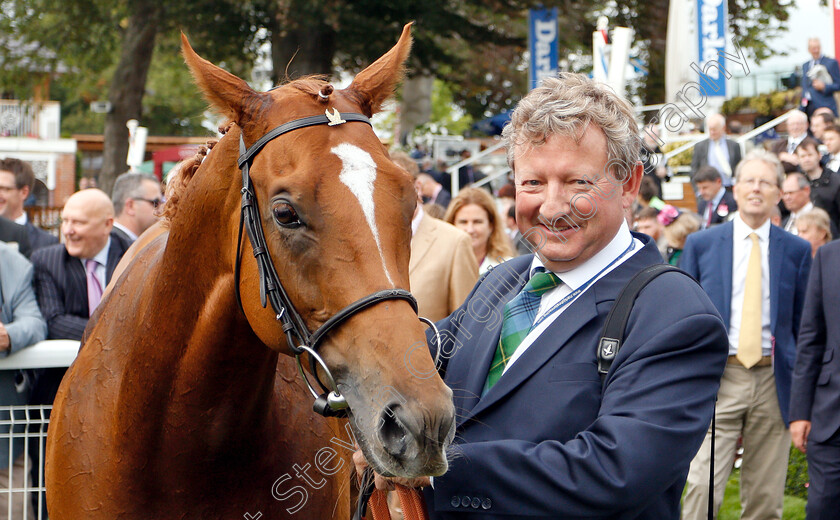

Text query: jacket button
(461, 496), (471, 508)
(471, 497), (481, 509)
(450, 496), (460, 508)
(481, 498), (492, 510)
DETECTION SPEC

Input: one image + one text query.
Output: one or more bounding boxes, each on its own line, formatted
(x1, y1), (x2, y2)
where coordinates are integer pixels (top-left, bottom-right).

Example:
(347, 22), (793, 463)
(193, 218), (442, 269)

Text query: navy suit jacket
(697, 190), (737, 228)
(681, 222), (812, 425)
(30, 231), (132, 341)
(24, 220), (58, 252)
(424, 235), (728, 519)
(790, 240), (840, 442)
(802, 56), (840, 115)
(0, 216), (31, 258)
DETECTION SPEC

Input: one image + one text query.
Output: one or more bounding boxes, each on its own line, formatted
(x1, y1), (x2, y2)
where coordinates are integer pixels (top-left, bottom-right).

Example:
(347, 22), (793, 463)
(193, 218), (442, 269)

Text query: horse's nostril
(378, 403), (411, 460)
(438, 409), (455, 449)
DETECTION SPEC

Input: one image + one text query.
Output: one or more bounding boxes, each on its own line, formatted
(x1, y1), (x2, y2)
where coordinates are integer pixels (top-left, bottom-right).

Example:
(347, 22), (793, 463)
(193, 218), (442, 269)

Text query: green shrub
(786, 445), (809, 500)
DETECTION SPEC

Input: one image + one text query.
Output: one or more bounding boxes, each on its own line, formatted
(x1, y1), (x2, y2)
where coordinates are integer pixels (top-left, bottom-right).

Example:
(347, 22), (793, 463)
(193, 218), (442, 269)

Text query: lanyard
(531, 239), (636, 331)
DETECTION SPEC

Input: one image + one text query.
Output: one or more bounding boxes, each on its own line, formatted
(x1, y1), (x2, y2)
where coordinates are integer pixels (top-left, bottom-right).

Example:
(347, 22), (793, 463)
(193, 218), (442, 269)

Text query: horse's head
(182, 25), (455, 478)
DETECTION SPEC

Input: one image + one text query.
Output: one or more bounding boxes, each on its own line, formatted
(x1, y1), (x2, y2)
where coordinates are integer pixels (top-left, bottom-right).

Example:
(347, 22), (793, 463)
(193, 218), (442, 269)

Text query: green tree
(0, 0), (265, 193)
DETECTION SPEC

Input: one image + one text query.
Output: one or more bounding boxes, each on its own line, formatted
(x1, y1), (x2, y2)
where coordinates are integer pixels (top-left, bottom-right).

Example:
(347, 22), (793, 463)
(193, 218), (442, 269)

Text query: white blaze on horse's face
(332, 143), (396, 286)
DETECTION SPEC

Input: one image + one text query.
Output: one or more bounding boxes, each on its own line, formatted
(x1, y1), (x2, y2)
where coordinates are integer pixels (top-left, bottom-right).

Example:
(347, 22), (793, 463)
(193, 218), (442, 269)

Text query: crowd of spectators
(1, 35), (840, 519)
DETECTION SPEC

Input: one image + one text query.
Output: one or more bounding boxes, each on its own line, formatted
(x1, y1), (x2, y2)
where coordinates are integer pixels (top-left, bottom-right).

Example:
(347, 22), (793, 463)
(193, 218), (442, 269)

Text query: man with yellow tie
(681, 149), (813, 520)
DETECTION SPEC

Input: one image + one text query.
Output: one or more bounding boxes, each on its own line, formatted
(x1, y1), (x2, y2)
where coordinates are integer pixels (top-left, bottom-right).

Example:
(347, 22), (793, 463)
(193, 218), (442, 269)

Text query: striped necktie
(485, 269), (561, 391)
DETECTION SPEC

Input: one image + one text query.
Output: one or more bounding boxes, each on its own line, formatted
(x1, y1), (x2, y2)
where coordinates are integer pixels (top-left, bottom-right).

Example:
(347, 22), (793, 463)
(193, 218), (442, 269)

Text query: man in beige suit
(410, 206), (479, 322)
(392, 151), (479, 322)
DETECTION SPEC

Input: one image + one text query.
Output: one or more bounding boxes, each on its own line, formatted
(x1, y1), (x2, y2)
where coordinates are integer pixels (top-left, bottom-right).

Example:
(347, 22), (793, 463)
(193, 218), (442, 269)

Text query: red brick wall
(52, 153), (76, 207)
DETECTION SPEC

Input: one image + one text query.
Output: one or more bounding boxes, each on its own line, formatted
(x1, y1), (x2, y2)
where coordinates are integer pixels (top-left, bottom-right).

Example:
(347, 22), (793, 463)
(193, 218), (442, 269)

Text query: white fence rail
(0, 340), (80, 520)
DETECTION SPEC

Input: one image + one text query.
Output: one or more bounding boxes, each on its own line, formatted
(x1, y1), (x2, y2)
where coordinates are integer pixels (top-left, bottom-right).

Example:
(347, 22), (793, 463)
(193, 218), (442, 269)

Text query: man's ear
(20, 185), (30, 199)
(621, 162), (644, 203)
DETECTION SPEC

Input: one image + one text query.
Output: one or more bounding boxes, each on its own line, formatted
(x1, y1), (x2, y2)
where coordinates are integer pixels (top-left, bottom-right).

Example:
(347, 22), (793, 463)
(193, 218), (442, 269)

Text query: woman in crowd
(658, 205), (701, 267)
(445, 187), (514, 273)
(796, 207), (833, 257)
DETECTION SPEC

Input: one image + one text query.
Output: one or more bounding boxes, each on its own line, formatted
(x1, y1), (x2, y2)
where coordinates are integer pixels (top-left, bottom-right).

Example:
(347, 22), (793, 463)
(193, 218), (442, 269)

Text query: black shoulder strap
(596, 262), (715, 520)
(597, 263), (690, 384)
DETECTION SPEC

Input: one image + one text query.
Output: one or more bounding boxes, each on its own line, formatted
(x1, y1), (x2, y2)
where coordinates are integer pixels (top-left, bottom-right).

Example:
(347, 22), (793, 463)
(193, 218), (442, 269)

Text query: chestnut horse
(45, 25), (454, 519)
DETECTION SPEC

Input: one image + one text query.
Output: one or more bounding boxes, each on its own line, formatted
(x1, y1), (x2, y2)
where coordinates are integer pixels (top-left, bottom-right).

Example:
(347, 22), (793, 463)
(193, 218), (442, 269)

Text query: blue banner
(529, 8), (558, 90)
(696, 0), (727, 97)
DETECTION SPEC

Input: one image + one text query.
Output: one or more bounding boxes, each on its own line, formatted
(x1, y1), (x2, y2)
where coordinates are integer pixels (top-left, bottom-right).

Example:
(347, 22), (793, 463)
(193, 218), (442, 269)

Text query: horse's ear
(181, 33), (264, 123)
(345, 23), (413, 117)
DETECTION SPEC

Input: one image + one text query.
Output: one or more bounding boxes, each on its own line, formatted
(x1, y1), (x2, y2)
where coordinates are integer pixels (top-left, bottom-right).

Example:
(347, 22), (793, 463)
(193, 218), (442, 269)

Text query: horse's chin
(347, 410), (450, 479)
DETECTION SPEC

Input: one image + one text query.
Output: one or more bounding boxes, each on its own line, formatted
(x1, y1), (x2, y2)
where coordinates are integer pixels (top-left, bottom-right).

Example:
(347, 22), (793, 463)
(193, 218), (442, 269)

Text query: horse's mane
(162, 76), (338, 222)
(160, 139), (217, 221)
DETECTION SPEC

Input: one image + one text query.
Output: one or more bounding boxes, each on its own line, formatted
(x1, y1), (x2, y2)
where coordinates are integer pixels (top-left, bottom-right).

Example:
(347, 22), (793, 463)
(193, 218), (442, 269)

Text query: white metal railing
(662, 109), (799, 163)
(0, 340), (80, 520)
(0, 101), (61, 140)
(446, 141), (506, 197)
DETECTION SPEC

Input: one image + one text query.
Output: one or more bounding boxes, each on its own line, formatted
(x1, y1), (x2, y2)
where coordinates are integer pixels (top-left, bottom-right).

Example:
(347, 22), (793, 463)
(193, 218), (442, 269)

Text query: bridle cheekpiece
(234, 108), (440, 418)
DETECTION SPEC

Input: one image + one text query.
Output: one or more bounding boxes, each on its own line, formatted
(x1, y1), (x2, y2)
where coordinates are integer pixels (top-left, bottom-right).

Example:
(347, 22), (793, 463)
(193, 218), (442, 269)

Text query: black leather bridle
(234, 108), (439, 418)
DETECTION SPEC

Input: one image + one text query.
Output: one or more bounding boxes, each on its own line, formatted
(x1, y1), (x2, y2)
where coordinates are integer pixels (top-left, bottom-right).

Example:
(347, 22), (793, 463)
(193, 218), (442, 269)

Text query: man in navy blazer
(357, 74), (729, 519)
(681, 150), (812, 520)
(802, 38), (840, 117)
(695, 165), (737, 229)
(790, 240), (840, 519)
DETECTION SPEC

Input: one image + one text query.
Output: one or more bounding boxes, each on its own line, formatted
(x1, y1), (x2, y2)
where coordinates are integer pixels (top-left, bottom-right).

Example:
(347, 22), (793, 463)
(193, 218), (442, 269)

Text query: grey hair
(706, 113), (726, 130)
(786, 172), (811, 190)
(111, 172), (159, 215)
(734, 149), (785, 188)
(501, 73), (640, 179)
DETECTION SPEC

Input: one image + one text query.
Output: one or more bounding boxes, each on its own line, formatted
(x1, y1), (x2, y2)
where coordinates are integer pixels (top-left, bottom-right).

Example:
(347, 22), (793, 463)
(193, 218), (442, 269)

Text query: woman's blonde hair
(663, 212), (702, 249)
(798, 207), (833, 242)
(444, 187), (515, 260)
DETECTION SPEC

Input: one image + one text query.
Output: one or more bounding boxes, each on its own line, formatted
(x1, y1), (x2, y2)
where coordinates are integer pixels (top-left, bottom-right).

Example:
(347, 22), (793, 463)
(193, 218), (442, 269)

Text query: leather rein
(234, 108), (439, 418)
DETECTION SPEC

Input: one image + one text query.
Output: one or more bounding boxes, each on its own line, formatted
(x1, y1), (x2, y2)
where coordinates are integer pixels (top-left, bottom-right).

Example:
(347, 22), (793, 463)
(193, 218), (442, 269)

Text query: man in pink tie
(30, 188), (132, 338)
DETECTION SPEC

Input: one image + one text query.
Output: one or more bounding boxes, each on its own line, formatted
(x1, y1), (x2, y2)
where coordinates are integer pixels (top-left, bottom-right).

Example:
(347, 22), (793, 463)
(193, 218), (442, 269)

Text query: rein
(235, 108), (439, 418)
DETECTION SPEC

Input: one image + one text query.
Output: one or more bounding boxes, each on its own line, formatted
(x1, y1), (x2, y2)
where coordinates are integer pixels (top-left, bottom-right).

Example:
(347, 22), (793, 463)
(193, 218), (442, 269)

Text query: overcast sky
(756, 0), (833, 73)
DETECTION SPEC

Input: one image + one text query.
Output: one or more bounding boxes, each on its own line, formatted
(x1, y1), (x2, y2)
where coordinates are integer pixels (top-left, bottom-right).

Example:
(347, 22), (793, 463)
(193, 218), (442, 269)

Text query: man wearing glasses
(110, 172), (163, 243)
(0, 158), (56, 252)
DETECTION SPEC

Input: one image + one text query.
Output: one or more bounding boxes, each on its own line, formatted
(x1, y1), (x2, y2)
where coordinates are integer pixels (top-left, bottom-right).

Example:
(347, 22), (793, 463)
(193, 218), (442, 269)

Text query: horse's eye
(272, 202), (302, 227)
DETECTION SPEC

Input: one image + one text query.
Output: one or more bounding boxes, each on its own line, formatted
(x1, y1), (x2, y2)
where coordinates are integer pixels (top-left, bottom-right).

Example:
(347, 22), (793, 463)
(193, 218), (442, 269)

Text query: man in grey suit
(691, 113), (742, 187)
(0, 158), (58, 252)
(0, 242), (47, 519)
(790, 239), (840, 520)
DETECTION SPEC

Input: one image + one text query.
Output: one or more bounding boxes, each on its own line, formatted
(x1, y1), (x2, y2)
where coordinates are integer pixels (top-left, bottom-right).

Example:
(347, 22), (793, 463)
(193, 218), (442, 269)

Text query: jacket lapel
(461, 239), (661, 424)
(768, 226), (785, 332)
(464, 288), (599, 423)
(106, 240), (123, 283)
(453, 267), (526, 426)
(409, 215), (435, 274)
(65, 251), (88, 310)
(719, 223), (734, 324)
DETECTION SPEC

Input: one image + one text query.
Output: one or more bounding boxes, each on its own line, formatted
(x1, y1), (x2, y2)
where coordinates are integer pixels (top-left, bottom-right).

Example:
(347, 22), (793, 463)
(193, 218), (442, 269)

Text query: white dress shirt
(784, 202), (814, 235)
(503, 220), (643, 374)
(728, 215), (772, 357)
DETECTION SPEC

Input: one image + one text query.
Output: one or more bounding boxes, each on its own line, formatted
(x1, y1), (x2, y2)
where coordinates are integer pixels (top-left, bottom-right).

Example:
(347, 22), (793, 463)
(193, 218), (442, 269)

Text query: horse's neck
(118, 155), (282, 457)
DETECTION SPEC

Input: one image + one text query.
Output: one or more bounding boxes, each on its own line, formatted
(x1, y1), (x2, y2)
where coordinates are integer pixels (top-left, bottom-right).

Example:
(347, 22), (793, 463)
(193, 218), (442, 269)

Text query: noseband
(235, 108), (440, 418)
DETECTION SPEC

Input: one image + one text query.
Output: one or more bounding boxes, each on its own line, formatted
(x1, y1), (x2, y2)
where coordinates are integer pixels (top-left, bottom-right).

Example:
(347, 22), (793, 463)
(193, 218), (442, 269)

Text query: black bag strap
(597, 263), (686, 382)
(596, 262), (715, 520)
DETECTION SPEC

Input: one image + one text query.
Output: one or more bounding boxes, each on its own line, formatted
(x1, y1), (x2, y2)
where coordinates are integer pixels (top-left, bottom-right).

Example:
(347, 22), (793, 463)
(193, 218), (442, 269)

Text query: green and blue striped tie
(485, 270), (561, 391)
